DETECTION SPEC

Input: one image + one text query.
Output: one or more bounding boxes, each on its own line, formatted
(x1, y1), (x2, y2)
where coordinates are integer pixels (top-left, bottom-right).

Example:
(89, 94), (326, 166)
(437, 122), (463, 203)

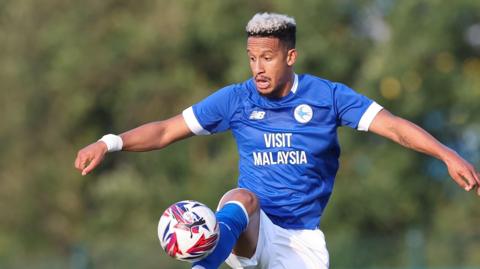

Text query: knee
(218, 188), (259, 216)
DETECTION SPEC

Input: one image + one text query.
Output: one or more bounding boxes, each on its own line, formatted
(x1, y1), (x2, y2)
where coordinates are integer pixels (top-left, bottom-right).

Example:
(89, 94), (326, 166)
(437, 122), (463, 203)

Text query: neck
(267, 72), (295, 99)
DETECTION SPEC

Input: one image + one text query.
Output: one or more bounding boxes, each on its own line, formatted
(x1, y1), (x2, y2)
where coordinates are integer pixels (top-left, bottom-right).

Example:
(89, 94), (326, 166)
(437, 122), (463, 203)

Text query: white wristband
(99, 134), (123, 152)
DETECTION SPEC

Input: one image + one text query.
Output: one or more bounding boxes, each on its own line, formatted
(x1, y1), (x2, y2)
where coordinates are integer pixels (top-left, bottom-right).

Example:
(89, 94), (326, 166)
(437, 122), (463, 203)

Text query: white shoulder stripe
(357, 102), (383, 131)
(182, 107), (210, 135)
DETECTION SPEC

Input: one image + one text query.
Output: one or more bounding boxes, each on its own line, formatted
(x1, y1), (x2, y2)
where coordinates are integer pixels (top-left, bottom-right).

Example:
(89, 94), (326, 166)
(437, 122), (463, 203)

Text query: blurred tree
(0, 0), (478, 268)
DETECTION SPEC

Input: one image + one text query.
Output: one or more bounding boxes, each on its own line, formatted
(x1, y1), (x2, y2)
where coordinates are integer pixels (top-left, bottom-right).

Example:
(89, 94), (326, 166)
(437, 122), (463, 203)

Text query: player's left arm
(368, 109), (480, 195)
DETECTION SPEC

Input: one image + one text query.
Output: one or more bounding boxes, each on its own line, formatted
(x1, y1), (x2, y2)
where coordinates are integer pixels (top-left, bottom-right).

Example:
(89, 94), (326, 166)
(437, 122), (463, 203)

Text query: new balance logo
(249, 111), (265, 120)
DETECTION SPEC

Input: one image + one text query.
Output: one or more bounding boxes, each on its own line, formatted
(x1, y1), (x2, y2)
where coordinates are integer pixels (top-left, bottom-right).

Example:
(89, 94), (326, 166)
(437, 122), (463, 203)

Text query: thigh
(217, 188), (260, 258)
(225, 210), (273, 269)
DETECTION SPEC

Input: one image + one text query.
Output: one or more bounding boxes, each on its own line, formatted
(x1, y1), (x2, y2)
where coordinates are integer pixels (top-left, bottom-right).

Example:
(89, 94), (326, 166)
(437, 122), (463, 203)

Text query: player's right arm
(74, 114), (193, 176)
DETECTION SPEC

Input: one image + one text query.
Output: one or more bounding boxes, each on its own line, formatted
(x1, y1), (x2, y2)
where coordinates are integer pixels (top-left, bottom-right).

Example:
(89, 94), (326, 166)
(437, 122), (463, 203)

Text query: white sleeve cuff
(182, 106), (210, 135)
(357, 102), (383, 131)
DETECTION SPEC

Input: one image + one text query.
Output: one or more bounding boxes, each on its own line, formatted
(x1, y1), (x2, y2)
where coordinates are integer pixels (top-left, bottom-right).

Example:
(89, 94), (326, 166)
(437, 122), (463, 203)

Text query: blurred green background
(1, 0), (479, 268)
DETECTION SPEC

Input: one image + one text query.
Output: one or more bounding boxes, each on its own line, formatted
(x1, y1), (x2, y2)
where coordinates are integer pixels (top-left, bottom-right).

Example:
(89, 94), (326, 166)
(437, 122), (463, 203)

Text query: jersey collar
(291, 74), (299, 94)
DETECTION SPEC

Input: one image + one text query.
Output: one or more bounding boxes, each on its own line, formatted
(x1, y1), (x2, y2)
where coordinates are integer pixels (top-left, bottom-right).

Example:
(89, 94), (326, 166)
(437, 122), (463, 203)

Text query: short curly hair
(246, 13), (296, 49)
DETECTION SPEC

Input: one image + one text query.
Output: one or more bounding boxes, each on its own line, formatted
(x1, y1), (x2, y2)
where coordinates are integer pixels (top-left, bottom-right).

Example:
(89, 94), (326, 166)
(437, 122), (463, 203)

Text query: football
(157, 200), (219, 262)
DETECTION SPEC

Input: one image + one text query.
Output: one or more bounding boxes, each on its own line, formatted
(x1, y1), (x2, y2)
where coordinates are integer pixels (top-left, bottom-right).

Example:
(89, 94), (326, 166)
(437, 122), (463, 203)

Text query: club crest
(294, 104), (313, 123)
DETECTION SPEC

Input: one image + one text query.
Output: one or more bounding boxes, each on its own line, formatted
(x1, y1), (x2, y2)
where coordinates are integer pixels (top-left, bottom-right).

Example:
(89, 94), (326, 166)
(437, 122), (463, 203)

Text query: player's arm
(120, 114), (193, 151)
(74, 114), (193, 176)
(368, 109), (480, 195)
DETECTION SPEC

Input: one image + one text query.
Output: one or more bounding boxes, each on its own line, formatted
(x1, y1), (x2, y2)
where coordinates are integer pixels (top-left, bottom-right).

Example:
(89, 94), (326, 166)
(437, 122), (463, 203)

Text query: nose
(252, 59), (265, 76)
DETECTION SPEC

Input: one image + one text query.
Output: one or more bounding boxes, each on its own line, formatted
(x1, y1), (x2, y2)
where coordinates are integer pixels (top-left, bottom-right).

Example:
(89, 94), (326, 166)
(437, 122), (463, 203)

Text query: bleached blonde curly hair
(246, 12), (296, 49)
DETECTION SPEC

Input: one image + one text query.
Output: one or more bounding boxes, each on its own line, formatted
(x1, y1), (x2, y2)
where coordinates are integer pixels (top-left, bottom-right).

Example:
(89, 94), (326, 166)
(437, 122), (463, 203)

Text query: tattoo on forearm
(398, 134), (411, 148)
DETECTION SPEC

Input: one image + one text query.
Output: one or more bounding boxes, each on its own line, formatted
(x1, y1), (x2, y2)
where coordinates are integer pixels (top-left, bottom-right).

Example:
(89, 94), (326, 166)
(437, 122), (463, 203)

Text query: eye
(264, 56), (272, 61)
(249, 56), (255, 62)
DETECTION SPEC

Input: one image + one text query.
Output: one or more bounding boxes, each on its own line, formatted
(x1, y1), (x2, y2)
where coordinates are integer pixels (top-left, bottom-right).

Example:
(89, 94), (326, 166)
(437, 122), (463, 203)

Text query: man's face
(247, 36), (296, 98)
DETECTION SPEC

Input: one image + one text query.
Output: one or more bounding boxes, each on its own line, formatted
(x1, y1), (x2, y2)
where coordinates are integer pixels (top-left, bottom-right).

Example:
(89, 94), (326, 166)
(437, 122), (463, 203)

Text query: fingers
(74, 153), (91, 174)
(476, 172), (480, 196)
(82, 156), (101, 176)
(74, 142), (107, 176)
(445, 155), (480, 195)
(457, 169), (480, 196)
(74, 155), (81, 171)
(462, 170), (476, 191)
(450, 171), (469, 190)
(473, 171), (480, 187)
(74, 153), (87, 172)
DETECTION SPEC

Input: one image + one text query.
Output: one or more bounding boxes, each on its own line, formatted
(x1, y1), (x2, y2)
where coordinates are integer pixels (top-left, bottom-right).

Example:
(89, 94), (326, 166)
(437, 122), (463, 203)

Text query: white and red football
(157, 200), (219, 262)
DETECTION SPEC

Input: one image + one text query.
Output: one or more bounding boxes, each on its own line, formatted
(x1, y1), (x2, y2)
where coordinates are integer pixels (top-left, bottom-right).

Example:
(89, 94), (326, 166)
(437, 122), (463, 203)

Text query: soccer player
(75, 13), (479, 269)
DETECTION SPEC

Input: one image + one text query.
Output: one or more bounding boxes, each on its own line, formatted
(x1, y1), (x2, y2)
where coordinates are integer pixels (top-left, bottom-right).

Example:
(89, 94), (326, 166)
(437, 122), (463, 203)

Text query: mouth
(255, 76), (271, 90)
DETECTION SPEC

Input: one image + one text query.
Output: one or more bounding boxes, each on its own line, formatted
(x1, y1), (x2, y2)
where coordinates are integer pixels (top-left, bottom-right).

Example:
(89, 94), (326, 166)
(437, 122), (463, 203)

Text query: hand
(74, 141), (108, 176)
(443, 150), (480, 196)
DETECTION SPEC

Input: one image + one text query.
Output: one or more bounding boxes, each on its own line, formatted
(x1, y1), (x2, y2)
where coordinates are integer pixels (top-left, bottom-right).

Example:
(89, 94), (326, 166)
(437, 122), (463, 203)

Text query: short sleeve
(333, 82), (383, 131)
(182, 85), (239, 135)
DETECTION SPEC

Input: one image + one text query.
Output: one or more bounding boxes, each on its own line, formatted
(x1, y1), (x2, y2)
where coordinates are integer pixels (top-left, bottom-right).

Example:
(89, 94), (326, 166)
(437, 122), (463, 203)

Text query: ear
(286, 49), (297, 66)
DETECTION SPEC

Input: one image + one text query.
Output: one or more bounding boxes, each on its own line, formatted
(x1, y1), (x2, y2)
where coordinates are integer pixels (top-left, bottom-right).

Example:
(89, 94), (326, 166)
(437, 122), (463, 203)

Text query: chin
(257, 88), (273, 96)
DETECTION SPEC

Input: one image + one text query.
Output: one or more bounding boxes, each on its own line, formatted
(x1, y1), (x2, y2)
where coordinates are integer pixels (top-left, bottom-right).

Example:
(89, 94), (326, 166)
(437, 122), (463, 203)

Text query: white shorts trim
(182, 106), (210, 135)
(357, 102), (383, 131)
(226, 211), (329, 269)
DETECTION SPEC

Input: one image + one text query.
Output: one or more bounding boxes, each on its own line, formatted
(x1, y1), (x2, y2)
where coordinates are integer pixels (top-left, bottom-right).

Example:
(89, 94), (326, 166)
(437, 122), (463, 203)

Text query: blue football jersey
(182, 74), (383, 229)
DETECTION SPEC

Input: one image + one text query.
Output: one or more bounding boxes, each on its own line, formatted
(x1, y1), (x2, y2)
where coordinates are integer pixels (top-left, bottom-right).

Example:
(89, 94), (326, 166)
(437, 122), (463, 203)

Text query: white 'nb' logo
(249, 111), (265, 120)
